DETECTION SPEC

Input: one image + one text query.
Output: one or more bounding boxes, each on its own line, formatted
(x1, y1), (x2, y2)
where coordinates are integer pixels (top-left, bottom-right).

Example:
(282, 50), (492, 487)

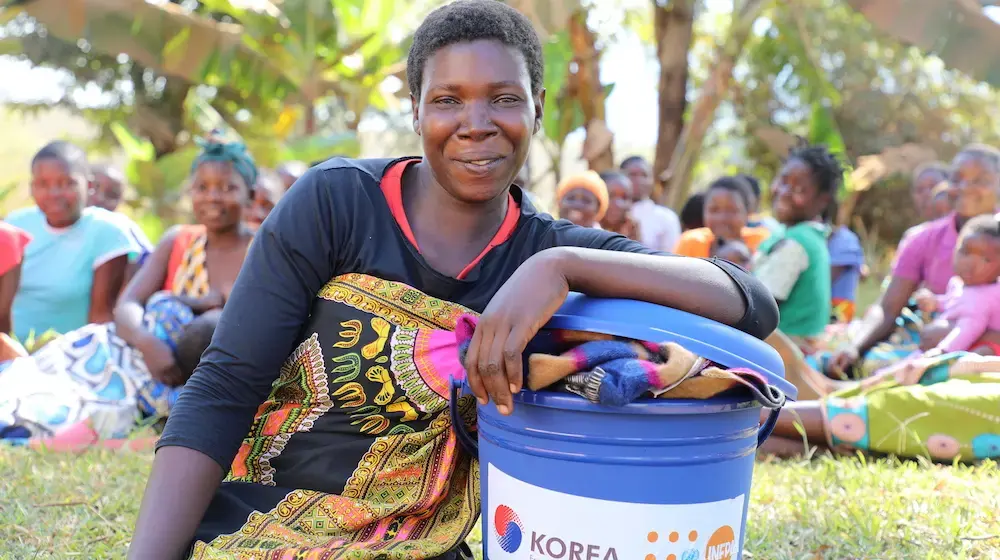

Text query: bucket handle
(449, 377), (785, 459)
(450, 377), (479, 457)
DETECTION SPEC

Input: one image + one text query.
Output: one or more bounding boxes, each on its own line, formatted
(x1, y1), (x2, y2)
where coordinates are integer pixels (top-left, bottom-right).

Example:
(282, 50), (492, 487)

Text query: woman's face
(951, 154), (999, 219)
(703, 187), (747, 241)
(912, 170), (946, 220)
(603, 177), (634, 226)
(771, 158), (826, 224)
(622, 160), (653, 201)
(413, 39), (543, 204)
(88, 171), (124, 212)
(559, 188), (600, 227)
(190, 161), (250, 232)
(247, 178), (284, 228)
(928, 191), (955, 220)
(31, 158), (87, 228)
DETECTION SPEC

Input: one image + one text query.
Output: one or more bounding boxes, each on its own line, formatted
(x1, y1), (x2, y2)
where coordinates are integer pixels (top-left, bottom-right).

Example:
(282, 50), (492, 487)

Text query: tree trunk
(566, 10), (614, 172)
(663, 0), (769, 208)
(651, 0), (695, 203)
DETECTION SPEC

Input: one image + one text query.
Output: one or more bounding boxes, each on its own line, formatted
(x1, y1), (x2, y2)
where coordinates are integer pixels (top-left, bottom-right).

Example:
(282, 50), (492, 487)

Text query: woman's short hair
(406, 0), (543, 98)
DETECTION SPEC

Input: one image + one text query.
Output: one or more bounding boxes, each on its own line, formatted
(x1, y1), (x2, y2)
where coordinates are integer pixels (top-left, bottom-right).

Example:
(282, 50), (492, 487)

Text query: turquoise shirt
(7, 206), (139, 339)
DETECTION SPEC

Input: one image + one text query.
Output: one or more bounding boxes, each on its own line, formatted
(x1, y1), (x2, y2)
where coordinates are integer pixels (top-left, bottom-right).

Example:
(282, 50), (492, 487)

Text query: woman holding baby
(824, 144), (1000, 378)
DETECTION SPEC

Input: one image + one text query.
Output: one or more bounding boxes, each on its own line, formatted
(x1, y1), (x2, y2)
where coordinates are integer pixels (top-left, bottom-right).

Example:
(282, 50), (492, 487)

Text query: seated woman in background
(115, 137), (257, 388)
(7, 141), (141, 341)
(247, 169), (288, 230)
(556, 170), (609, 229)
(598, 170), (640, 240)
(0, 222), (31, 338)
(826, 145), (1000, 378)
(89, 162), (155, 282)
(909, 161), (950, 228)
(673, 175), (771, 258)
(0, 292), (220, 451)
(754, 144), (838, 352)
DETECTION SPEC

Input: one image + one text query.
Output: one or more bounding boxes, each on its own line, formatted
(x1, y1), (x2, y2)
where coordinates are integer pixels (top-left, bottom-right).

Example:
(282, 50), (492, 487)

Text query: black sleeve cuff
(704, 257), (779, 339)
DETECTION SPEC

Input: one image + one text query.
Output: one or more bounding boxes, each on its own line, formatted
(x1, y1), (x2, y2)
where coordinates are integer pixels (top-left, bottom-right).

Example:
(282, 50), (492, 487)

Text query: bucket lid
(540, 292), (797, 400)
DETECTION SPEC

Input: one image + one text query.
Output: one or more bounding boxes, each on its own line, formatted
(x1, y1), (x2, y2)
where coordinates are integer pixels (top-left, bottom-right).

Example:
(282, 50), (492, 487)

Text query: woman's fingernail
(498, 404), (510, 415)
(509, 383), (517, 393)
(477, 397), (488, 405)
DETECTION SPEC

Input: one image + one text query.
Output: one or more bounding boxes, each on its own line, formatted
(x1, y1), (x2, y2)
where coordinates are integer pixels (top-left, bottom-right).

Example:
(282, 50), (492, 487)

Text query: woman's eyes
(431, 95), (522, 106)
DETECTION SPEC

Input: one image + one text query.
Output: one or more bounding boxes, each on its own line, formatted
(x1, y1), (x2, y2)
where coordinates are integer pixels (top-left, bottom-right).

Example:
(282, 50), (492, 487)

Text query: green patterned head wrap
(191, 137), (258, 190)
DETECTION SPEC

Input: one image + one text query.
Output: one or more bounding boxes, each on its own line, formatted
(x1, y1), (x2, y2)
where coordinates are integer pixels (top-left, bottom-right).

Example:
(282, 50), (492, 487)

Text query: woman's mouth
(455, 156), (505, 176)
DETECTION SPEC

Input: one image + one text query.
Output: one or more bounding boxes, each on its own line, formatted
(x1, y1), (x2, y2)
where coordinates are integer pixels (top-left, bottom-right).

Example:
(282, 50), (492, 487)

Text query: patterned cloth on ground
(0, 292), (193, 443)
(822, 351), (1000, 461)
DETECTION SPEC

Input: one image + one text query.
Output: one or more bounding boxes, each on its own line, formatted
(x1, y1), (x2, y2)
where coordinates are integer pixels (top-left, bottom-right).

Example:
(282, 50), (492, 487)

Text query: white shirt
(630, 198), (681, 252)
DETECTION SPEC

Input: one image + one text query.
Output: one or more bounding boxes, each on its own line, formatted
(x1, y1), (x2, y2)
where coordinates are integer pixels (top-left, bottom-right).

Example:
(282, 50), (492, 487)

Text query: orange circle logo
(704, 525), (737, 560)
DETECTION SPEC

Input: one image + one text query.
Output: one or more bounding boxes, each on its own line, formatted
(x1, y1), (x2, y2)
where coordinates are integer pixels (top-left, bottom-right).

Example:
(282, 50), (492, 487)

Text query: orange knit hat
(556, 171), (610, 222)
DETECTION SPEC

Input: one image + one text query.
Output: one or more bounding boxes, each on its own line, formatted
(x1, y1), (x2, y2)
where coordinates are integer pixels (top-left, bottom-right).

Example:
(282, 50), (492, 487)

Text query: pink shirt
(934, 277), (1000, 353)
(891, 213), (959, 294)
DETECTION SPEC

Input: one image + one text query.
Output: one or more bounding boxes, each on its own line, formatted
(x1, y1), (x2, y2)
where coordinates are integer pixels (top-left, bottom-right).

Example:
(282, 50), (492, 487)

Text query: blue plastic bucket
(450, 293), (795, 560)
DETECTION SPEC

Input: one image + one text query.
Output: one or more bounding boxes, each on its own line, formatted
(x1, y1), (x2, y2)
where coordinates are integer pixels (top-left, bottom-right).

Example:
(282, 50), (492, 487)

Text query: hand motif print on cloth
(228, 333), (332, 486)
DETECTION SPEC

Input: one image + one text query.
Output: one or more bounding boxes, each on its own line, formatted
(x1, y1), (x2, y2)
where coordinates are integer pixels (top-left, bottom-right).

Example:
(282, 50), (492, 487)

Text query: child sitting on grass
(753, 144), (839, 351)
(0, 292), (220, 450)
(910, 214), (1000, 358)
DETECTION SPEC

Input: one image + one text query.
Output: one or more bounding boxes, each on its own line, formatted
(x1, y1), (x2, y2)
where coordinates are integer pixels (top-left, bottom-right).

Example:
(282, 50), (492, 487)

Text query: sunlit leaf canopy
(2, 0), (424, 120)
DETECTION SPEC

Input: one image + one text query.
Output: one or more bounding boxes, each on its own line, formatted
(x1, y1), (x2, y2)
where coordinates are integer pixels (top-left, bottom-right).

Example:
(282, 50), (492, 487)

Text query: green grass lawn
(1, 448), (997, 559)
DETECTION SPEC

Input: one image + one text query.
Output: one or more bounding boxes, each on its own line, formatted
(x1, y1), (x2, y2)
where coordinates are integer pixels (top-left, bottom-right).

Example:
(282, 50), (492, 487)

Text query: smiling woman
(127, 2), (779, 560)
(6, 141), (140, 339)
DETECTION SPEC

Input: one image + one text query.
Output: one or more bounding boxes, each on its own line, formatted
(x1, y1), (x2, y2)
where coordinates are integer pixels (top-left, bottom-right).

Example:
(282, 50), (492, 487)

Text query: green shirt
(754, 221), (831, 337)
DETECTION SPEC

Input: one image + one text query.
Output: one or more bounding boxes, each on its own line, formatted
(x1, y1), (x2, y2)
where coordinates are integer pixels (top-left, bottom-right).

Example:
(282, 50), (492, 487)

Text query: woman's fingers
(503, 325), (529, 395)
(462, 325), (489, 405)
(482, 324), (514, 415)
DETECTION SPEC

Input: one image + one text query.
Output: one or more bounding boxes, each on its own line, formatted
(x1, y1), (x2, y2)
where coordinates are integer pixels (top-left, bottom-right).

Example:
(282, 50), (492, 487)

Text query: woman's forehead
(954, 154), (997, 175)
(422, 40), (530, 93)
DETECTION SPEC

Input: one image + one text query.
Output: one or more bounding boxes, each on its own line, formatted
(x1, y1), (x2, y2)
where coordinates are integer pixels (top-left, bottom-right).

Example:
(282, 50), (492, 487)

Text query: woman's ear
(533, 88), (546, 135)
(411, 94), (421, 136)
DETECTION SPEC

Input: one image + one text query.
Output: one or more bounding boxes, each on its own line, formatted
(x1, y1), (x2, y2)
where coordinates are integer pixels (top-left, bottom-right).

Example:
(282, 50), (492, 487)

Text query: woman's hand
(139, 336), (185, 386)
(463, 250), (569, 415)
(918, 322), (950, 351)
(867, 355), (935, 388)
(827, 343), (860, 378)
(914, 288), (938, 314)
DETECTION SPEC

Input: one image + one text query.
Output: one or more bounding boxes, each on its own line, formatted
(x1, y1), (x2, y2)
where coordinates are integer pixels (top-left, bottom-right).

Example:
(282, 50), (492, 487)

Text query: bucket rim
(511, 390), (764, 415)
(543, 293), (798, 400)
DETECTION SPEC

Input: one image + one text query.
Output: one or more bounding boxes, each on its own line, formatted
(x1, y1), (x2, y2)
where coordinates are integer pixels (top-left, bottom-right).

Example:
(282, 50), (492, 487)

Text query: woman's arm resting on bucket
(463, 246), (778, 414)
(127, 167), (342, 560)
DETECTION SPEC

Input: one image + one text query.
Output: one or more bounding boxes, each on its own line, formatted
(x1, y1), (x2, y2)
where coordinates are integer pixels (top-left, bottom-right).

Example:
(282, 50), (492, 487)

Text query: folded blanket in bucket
(455, 314), (783, 408)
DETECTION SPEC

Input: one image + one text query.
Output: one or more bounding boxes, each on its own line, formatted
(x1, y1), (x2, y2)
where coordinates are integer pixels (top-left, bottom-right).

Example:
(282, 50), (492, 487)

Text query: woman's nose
(458, 102), (499, 140)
